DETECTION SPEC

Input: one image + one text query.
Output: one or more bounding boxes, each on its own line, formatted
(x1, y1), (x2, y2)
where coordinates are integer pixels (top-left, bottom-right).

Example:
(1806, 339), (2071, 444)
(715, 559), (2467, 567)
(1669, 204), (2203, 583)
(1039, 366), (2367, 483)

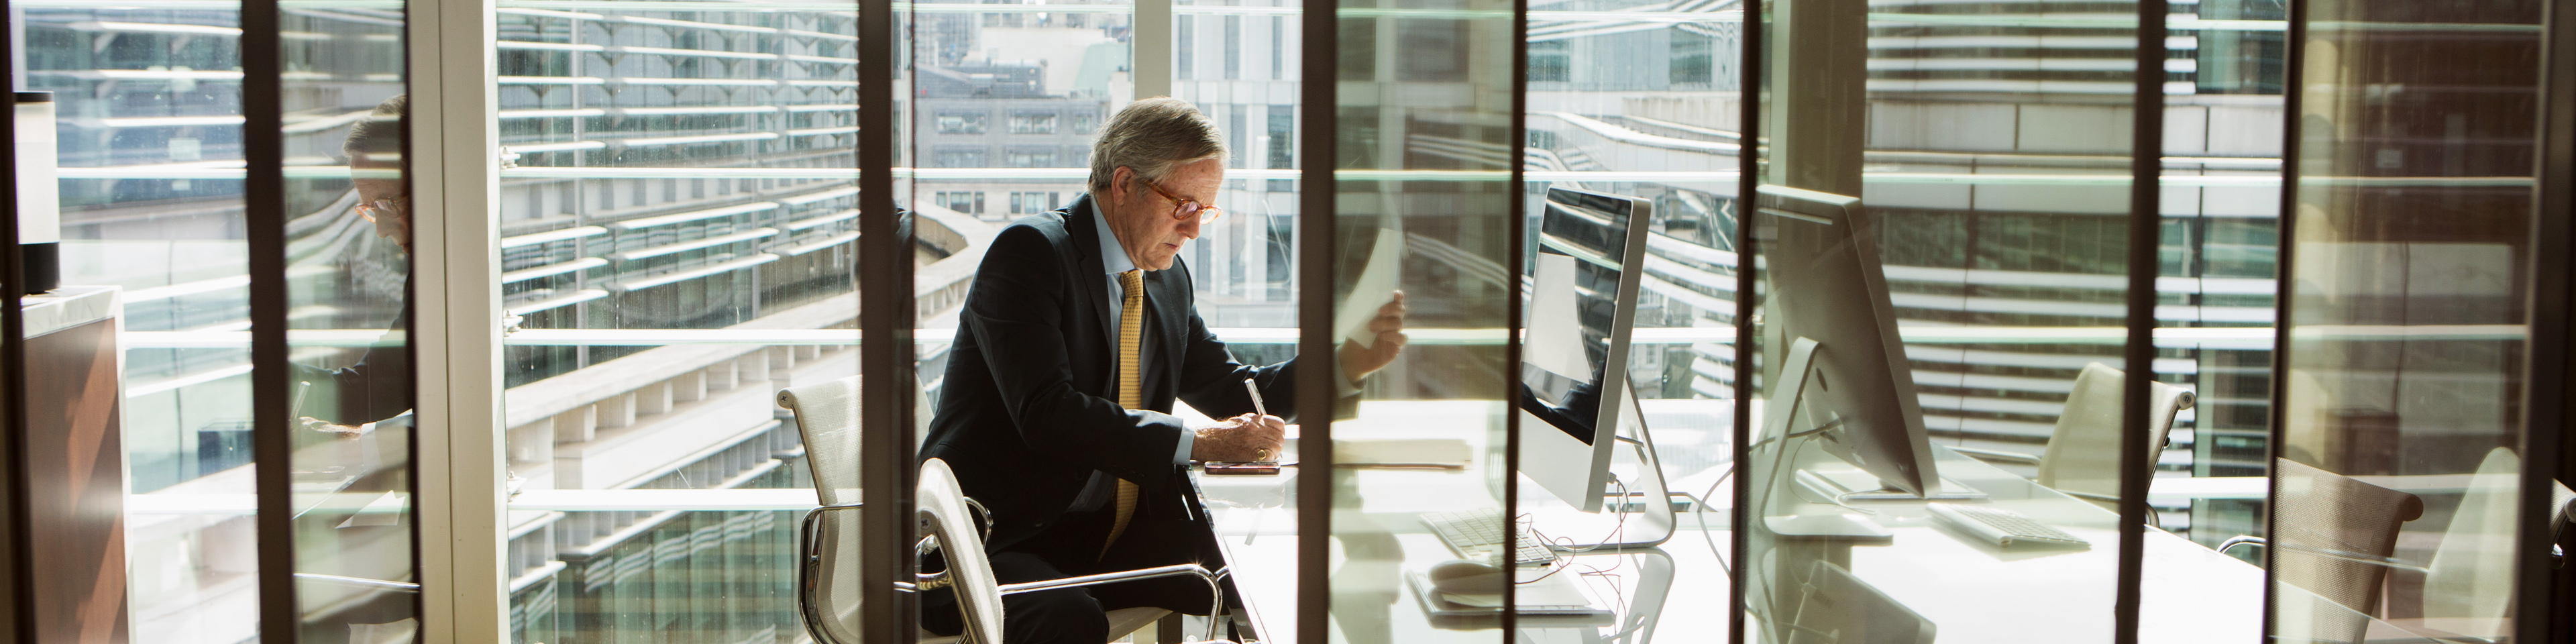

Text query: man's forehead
(1169, 160), (1224, 196)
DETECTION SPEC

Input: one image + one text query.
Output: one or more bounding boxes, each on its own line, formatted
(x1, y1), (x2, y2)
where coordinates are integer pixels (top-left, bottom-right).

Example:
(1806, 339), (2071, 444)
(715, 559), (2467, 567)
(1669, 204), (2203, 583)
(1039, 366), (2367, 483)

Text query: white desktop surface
(1193, 400), (1729, 643)
(1194, 400), (2421, 644)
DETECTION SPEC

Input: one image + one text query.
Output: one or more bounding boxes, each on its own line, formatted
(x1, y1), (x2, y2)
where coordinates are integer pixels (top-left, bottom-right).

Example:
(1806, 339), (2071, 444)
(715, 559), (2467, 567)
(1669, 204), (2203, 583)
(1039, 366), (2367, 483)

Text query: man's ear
(1106, 166), (1134, 207)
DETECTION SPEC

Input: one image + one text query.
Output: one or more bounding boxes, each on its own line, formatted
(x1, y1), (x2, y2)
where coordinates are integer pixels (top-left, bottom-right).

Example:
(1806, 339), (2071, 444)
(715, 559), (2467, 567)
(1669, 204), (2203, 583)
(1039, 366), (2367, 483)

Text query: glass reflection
(15, 4), (264, 641)
(1741, 0), (2153, 639)
(486, 1), (862, 640)
(2269, 0), (2555, 640)
(276, 1), (421, 640)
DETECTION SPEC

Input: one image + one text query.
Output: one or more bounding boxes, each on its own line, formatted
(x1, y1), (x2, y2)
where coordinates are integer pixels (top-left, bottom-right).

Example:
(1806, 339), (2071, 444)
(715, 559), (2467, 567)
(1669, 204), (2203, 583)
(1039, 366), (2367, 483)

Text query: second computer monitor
(1517, 186), (1652, 513)
(1756, 184), (1940, 498)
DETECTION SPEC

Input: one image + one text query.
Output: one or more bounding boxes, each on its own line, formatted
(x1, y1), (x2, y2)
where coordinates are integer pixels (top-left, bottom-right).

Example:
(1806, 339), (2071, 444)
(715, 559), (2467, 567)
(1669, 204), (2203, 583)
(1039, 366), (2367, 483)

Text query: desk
(1193, 400), (2428, 644)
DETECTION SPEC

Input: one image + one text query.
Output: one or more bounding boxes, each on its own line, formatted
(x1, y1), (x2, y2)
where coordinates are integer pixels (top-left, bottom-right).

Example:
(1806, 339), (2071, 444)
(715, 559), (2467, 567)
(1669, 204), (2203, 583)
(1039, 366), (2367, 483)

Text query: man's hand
(1339, 290), (1409, 385)
(1191, 413), (1287, 462)
(299, 417), (368, 440)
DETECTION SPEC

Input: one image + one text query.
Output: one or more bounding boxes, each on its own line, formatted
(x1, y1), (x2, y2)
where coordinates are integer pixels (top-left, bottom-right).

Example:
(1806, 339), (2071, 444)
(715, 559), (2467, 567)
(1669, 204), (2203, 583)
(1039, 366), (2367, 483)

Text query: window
(938, 111), (991, 134)
(1225, 15), (1242, 80)
(1269, 106), (1295, 191)
(488, 3), (859, 640)
(937, 148), (990, 168)
(935, 191), (986, 215)
(1529, 40), (1570, 82)
(1177, 14), (1195, 79)
(1006, 147), (1057, 168)
(1008, 191), (1061, 214)
(1009, 111), (1058, 134)
(1670, 28), (1712, 85)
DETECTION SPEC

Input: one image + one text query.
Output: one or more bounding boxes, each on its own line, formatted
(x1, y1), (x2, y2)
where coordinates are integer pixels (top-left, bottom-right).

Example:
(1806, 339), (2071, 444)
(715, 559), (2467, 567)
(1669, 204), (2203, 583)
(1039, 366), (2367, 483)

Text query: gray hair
(342, 94), (408, 165)
(1087, 97), (1226, 197)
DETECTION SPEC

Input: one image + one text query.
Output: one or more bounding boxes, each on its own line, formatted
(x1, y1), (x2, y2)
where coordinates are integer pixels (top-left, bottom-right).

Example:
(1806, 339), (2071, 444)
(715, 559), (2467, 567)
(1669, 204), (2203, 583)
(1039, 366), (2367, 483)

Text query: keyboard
(1928, 504), (2089, 548)
(1421, 508), (1557, 566)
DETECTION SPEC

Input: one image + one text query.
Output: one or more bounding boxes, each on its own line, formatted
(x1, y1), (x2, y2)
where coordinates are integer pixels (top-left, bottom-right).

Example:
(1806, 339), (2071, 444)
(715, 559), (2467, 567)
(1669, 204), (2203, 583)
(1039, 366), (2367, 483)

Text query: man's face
(352, 162), (410, 255)
(1105, 158), (1221, 271)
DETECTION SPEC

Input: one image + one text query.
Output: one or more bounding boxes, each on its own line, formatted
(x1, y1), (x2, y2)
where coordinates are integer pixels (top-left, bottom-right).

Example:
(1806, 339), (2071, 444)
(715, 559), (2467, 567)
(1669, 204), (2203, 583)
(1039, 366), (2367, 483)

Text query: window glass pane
(2141, 0), (2291, 637)
(1523, 0), (1746, 640)
(2270, 1), (2548, 641)
(1741, 0), (2169, 641)
(486, 1), (861, 640)
(1318, 0), (1515, 641)
(15, 4), (261, 641)
(274, 1), (421, 639)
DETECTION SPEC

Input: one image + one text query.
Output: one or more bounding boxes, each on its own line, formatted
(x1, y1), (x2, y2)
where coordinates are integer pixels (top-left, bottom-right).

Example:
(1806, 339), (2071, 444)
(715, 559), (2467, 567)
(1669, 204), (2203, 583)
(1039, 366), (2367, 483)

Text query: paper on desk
(1524, 252), (1592, 379)
(1334, 229), (1405, 349)
(1334, 438), (1471, 468)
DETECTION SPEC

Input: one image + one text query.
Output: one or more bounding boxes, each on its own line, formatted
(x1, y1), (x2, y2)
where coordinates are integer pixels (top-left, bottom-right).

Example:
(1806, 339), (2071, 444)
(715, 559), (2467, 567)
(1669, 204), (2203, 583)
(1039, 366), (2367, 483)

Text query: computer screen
(1756, 185), (1940, 498)
(1517, 186), (1652, 511)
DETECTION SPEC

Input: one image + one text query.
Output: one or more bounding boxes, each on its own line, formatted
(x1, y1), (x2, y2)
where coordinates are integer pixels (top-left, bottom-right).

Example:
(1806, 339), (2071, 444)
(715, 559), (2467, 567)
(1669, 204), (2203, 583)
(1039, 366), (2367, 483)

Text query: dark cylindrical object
(13, 91), (60, 294)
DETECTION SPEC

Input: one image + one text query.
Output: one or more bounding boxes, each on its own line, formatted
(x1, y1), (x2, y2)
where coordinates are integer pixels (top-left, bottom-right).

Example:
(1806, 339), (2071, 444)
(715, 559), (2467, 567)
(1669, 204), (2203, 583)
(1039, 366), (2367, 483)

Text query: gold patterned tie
(1104, 269), (1146, 556)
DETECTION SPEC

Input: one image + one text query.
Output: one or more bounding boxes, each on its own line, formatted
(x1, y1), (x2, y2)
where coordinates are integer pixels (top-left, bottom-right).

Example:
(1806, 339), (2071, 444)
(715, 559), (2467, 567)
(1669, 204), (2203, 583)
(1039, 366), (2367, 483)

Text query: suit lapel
(1065, 201), (1119, 362)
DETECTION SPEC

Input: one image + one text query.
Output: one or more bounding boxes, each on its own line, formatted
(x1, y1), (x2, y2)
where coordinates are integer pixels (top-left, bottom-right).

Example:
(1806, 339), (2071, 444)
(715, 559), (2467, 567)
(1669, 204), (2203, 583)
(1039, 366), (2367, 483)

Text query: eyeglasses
(1141, 178), (1222, 225)
(356, 198), (406, 223)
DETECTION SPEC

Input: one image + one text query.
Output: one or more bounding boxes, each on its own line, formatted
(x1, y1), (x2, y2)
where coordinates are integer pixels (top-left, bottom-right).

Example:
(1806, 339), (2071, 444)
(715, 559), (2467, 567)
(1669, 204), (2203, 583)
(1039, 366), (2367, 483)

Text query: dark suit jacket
(922, 195), (1306, 553)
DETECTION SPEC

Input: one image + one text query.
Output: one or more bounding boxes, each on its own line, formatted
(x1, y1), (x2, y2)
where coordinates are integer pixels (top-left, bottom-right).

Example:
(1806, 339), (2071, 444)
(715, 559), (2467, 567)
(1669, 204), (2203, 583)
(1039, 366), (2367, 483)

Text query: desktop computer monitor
(1754, 185), (1939, 498)
(1517, 186), (1653, 513)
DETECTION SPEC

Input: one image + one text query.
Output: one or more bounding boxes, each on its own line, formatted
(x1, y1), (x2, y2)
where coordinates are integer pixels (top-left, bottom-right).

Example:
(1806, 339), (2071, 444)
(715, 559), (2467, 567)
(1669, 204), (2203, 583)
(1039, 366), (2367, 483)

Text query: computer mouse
(1426, 559), (1506, 594)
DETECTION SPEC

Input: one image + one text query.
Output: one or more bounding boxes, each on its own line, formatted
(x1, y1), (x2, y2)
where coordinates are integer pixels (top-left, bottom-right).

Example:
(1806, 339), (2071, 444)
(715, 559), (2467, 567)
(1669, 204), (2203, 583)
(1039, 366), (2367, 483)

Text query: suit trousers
(922, 501), (1236, 643)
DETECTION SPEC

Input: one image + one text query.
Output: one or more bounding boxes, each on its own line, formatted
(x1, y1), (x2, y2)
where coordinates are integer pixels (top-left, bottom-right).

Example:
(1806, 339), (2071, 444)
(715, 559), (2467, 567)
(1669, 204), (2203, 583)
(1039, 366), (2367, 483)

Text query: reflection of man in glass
(918, 97), (1408, 643)
(297, 94), (413, 436)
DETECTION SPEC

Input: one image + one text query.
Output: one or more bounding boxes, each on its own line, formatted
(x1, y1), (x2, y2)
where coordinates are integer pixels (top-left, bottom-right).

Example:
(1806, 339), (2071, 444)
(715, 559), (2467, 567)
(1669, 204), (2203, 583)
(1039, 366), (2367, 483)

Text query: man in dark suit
(920, 97), (1407, 643)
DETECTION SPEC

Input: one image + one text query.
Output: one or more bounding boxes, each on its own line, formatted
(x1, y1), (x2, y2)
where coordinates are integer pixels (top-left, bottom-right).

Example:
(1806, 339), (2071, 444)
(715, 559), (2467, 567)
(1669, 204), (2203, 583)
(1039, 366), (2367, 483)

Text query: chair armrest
(1949, 446), (2042, 465)
(2216, 536), (2428, 573)
(798, 503), (866, 644)
(1000, 564), (1228, 642)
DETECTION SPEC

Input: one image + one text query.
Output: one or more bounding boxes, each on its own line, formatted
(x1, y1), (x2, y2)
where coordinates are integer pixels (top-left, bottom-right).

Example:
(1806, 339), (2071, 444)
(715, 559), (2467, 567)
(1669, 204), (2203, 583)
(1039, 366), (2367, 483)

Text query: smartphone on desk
(1202, 462), (1283, 476)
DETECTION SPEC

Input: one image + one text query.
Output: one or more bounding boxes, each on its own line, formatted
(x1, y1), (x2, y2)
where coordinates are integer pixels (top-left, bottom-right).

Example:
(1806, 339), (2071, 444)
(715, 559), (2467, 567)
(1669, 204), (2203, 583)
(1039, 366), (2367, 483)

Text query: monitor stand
(1759, 337), (1894, 540)
(1531, 382), (1678, 551)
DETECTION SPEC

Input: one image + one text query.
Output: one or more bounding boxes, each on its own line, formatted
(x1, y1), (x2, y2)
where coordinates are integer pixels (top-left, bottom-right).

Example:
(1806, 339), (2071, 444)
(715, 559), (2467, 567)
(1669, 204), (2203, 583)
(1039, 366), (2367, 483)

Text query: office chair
(780, 377), (1228, 644)
(2218, 458), (2423, 643)
(917, 458), (1232, 644)
(2322, 447), (2576, 642)
(1953, 362), (2194, 505)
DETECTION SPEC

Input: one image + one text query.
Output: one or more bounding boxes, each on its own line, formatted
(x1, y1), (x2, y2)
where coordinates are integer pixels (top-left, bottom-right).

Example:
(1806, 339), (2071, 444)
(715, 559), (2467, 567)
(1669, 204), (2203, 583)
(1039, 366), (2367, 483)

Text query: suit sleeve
(964, 225), (1188, 488)
(291, 307), (415, 426)
(1173, 303), (1295, 423)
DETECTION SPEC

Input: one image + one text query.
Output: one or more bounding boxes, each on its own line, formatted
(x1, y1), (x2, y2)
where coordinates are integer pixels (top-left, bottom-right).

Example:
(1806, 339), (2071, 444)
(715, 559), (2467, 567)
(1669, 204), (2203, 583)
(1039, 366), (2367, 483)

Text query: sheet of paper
(1335, 228), (1406, 348)
(1525, 252), (1593, 378)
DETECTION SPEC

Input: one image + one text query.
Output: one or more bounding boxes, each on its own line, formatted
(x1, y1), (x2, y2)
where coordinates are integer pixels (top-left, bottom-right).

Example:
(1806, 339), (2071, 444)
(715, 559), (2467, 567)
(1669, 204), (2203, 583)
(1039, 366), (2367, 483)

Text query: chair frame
(796, 499), (1234, 644)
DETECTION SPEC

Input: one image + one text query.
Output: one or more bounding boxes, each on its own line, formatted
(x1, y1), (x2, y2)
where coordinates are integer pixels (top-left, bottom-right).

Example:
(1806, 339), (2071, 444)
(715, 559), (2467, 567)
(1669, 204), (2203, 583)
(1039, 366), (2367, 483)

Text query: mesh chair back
(2273, 457), (2423, 640)
(2419, 447), (2519, 628)
(782, 376), (864, 643)
(781, 375), (862, 506)
(920, 459), (1005, 644)
(2036, 362), (2196, 499)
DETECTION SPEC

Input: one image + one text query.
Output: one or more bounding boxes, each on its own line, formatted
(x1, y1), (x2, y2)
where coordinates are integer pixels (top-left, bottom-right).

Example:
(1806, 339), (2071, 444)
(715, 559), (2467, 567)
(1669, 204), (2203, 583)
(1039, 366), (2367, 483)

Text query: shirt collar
(1090, 203), (1137, 276)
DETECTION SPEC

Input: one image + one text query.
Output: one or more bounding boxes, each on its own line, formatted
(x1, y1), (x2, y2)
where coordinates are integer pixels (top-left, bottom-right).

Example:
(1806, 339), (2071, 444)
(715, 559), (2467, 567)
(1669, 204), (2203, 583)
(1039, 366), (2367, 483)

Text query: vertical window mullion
(239, 1), (297, 642)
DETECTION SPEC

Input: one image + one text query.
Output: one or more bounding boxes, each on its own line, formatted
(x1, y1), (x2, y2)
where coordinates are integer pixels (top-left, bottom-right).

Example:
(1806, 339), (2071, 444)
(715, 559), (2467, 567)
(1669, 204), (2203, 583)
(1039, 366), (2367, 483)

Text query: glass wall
(1518, 0), (1747, 641)
(485, 1), (861, 640)
(1319, 0), (1517, 641)
(1740, 0), (2155, 639)
(271, 1), (422, 640)
(2270, 0), (2551, 640)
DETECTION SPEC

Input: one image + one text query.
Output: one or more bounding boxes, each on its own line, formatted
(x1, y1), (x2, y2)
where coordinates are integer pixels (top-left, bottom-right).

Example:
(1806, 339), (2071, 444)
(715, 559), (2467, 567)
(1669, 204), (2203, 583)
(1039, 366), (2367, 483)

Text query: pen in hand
(1242, 378), (1268, 418)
